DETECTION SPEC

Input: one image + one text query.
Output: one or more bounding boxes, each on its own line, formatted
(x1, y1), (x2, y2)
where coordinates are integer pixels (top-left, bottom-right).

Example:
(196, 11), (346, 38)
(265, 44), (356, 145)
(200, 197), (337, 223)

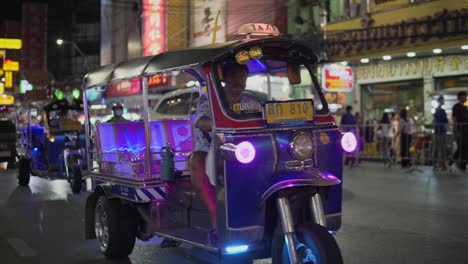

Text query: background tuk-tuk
(16, 93), (86, 193)
(0, 103), (17, 168)
(83, 24), (352, 263)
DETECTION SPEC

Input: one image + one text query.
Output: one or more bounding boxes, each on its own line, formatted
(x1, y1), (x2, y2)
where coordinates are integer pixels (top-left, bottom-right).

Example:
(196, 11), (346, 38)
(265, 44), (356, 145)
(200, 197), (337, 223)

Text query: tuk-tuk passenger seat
(95, 119), (193, 178)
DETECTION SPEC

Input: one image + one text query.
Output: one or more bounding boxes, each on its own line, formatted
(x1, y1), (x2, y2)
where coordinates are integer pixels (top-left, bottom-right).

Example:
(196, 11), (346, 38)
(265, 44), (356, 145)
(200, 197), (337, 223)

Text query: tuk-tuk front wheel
(17, 158), (31, 186)
(272, 222), (343, 264)
(69, 166), (82, 193)
(94, 195), (137, 258)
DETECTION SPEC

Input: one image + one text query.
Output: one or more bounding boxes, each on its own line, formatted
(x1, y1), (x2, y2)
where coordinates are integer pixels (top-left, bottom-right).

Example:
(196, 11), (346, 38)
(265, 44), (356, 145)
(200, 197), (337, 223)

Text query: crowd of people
(336, 91), (468, 173)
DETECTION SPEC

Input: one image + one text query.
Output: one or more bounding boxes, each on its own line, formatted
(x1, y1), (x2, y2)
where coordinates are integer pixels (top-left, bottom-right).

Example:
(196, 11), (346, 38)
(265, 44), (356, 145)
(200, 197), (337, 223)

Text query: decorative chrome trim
(214, 123), (339, 134)
(152, 231), (219, 253)
(284, 159), (314, 170)
(88, 171), (165, 189)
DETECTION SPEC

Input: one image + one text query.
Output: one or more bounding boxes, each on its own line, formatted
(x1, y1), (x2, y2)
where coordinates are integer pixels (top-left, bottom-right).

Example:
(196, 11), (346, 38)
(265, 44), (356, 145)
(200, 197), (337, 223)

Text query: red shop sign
(106, 78), (142, 97)
(321, 64), (354, 92)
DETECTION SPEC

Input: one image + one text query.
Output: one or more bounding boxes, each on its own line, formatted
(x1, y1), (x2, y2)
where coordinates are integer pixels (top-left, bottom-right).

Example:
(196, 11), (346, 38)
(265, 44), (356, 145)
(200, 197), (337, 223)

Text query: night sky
(0, 0), (46, 21)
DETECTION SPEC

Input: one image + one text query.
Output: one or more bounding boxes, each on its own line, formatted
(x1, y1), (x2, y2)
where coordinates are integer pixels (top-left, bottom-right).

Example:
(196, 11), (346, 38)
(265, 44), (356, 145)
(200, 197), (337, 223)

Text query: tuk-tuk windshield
(215, 59), (326, 119)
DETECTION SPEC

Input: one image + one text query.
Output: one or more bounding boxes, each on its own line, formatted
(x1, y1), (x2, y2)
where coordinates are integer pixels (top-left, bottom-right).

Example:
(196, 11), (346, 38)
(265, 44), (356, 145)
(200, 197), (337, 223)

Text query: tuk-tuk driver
(106, 102), (127, 122)
(190, 63), (249, 241)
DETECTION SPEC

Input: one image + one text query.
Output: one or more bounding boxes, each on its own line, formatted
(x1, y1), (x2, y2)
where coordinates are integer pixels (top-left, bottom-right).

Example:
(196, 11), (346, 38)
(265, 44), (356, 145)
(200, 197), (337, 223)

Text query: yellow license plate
(263, 100), (314, 125)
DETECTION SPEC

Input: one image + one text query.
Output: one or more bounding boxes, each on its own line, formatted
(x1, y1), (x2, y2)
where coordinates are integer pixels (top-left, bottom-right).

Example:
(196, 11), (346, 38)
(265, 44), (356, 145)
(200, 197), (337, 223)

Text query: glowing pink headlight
(235, 141), (256, 164)
(341, 132), (357, 153)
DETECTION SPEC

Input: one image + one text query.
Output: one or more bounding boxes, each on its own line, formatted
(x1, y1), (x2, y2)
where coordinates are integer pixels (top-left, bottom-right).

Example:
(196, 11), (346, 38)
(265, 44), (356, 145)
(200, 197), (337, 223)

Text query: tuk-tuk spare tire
(94, 195), (137, 258)
(271, 222), (343, 264)
(18, 158), (31, 186)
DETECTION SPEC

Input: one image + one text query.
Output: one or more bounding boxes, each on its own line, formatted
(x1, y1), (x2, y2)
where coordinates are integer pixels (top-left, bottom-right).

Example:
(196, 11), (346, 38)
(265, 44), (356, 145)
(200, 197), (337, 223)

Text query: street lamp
(56, 38), (88, 71)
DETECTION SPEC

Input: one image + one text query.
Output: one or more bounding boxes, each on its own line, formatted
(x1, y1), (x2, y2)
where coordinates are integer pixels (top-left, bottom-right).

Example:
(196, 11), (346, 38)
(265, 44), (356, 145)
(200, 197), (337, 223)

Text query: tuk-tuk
(16, 95), (86, 193)
(83, 24), (356, 263)
(0, 103), (17, 168)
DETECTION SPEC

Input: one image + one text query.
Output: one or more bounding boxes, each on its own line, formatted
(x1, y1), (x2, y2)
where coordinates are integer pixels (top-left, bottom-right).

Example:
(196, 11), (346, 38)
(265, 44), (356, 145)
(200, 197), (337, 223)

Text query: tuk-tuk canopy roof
(82, 38), (317, 89)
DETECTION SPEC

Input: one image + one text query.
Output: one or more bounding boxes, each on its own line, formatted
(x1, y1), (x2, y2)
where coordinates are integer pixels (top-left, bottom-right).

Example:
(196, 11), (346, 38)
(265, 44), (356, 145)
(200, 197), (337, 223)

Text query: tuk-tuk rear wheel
(271, 222), (343, 264)
(69, 167), (82, 193)
(17, 158), (31, 186)
(94, 195), (136, 258)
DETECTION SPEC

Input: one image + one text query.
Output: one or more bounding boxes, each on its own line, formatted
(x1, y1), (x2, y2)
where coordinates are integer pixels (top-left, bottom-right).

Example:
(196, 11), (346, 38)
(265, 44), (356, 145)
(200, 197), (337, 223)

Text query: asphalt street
(0, 162), (467, 264)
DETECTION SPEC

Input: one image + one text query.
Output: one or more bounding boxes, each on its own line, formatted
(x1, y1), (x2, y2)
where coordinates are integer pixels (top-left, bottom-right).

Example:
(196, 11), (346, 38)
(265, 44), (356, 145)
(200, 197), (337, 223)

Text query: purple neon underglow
(341, 132), (357, 153)
(235, 141), (256, 164)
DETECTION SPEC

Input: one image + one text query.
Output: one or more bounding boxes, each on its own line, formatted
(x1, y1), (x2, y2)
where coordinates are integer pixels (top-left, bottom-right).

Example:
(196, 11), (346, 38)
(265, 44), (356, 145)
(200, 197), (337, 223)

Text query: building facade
(323, 0), (468, 123)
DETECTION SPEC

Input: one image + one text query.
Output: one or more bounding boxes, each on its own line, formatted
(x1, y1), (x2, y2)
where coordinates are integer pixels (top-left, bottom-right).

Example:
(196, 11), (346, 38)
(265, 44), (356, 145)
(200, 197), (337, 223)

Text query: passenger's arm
(195, 116), (212, 132)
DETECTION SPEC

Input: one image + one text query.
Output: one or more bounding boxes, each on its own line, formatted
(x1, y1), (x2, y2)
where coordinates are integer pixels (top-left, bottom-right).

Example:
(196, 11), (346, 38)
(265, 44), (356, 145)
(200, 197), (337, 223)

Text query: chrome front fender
(259, 168), (341, 205)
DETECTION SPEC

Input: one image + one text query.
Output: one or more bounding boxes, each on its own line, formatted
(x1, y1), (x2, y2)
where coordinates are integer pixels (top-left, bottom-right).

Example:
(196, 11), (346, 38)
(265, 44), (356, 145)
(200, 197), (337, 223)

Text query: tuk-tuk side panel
(313, 128), (343, 230)
(223, 134), (277, 229)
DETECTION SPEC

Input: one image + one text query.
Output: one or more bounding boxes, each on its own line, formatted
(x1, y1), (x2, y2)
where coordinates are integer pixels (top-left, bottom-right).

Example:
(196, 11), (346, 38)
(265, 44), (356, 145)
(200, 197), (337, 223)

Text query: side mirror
(288, 63), (301, 85)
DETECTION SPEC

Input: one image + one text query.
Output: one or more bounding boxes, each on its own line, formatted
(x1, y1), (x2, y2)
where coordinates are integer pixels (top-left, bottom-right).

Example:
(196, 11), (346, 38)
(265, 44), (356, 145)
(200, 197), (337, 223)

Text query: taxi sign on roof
(237, 23), (281, 37)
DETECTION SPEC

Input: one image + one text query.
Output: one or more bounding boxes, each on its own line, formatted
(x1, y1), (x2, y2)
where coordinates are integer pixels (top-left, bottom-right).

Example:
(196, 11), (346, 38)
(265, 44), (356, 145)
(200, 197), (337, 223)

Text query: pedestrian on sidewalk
(396, 109), (411, 168)
(451, 91), (468, 173)
(432, 96), (449, 170)
(378, 113), (393, 167)
(390, 113), (399, 165)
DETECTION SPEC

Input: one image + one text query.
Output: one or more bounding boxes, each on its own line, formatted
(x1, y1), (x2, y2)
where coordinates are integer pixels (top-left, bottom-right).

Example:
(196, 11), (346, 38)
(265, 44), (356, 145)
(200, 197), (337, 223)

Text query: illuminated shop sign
(0, 94), (14, 105)
(5, 72), (12, 88)
(142, 0), (166, 56)
(148, 73), (170, 87)
(106, 78), (142, 97)
(322, 64), (354, 92)
(0, 38), (22, 49)
(3, 60), (20, 71)
(19, 79), (34, 94)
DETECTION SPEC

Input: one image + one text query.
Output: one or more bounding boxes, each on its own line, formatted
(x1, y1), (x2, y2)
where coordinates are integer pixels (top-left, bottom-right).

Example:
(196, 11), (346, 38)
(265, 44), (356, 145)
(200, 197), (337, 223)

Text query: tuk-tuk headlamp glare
(289, 132), (314, 160)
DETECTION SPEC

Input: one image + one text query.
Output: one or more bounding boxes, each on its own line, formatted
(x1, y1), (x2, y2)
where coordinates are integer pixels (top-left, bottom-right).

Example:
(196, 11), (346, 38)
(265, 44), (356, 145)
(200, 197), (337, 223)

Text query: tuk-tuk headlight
(340, 132), (357, 153)
(289, 132), (314, 160)
(48, 134), (56, 142)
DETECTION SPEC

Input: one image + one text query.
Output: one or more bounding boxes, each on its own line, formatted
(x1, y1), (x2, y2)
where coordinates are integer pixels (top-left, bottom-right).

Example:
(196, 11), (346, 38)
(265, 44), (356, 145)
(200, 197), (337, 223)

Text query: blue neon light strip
(225, 245), (249, 254)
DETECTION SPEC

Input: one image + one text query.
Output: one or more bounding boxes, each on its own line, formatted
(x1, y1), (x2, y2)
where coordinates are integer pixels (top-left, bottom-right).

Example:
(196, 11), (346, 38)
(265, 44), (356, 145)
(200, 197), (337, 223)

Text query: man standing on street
(451, 91), (468, 173)
(432, 96), (449, 170)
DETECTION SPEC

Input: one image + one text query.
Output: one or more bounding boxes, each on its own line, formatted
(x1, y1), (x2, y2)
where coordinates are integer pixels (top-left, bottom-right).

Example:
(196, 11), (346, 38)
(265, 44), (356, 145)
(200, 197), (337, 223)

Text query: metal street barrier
(338, 122), (468, 172)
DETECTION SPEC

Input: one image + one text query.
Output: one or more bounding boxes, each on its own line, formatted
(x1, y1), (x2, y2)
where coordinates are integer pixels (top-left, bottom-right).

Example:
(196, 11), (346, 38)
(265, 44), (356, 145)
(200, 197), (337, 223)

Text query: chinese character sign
(142, 0), (166, 56)
(191, 0), (226, 46)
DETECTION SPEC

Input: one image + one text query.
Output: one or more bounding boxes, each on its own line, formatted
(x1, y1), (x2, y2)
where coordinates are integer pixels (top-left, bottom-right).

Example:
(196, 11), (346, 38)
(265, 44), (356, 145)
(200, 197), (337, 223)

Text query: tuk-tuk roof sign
(83, 38), (318, 89)
(321, 64), (354, 92)
(236, 23), (281, 36)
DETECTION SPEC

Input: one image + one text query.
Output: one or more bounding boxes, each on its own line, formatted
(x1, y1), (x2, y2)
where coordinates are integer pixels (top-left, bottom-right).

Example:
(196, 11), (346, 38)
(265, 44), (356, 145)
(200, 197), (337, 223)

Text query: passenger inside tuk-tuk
(189, 62), (249, 239)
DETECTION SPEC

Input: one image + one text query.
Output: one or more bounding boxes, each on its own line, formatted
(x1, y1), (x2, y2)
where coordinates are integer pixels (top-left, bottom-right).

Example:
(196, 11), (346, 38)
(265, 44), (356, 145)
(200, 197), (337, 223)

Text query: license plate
(263, 100), (314, 125)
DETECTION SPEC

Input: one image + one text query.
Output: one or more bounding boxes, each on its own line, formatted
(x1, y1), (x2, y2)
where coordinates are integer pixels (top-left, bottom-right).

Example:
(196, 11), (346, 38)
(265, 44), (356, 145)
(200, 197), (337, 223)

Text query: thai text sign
(355, 55), (468, 83)
(321, 64), (354, 92)
(327, 8), (468, 56)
